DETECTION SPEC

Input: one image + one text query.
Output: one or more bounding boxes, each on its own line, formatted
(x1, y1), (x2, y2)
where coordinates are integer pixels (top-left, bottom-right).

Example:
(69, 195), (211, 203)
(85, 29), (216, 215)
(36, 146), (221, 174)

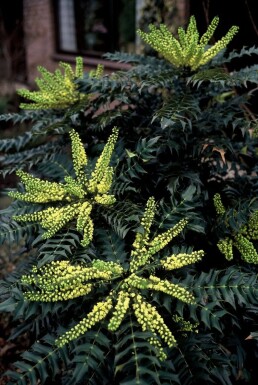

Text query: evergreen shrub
(0, 15), (258, 385)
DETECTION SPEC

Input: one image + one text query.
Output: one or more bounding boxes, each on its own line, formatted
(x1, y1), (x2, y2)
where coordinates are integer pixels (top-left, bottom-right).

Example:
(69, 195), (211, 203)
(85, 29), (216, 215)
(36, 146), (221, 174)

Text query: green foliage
(1, 14), (258, 385)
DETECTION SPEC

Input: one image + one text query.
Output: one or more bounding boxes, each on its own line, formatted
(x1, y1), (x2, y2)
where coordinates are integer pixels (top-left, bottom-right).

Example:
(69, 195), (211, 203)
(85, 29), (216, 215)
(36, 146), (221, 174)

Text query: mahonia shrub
(0, 14), (258, 385)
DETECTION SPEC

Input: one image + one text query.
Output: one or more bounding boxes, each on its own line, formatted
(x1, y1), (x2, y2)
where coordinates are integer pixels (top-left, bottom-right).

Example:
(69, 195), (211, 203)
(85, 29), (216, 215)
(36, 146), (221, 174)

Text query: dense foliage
(1, 15), (258, 385)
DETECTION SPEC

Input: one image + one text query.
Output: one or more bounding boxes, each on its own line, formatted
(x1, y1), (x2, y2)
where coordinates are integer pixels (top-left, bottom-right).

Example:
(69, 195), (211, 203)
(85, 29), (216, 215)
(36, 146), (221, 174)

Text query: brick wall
(23, 0), (56, 84)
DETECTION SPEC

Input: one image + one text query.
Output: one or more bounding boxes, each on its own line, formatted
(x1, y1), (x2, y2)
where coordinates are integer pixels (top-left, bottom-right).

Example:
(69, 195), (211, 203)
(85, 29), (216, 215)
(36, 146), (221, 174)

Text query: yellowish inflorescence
(21, 197), (204, 359)
(213, 193), (258, 263)
(17, 58), (104, 110)
(137, 16), (239, 71)
(9, 127), (119, 247)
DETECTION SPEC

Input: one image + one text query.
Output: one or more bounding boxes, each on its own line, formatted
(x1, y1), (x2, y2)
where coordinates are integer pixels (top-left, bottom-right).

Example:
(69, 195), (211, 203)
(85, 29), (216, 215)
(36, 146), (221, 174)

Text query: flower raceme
(21, 197), (204, 359)
(9, 127), (119, 247)
(137, 16), (239, 71)
(17, 57), (104, 110)
(214, 193), (258, 263)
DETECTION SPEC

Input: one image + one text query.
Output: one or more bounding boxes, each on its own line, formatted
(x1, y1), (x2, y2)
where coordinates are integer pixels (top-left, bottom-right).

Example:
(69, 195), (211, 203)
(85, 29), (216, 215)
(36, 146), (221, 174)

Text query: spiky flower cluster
(137, 16), (239, 71)
(172, 315), (199, 333)
(17, 58), (103, 110)
(217, 238), (234, 261)
(214, 193), (258, 263)
(213, 193), (226, 215)
(9, 127), (118, 246)
(241, 211), (258, 240)
(21, 260), (120, 301)
(57, 298), (113, 347)
(130, 197), (189, 272)
(22, 197), (204, 359)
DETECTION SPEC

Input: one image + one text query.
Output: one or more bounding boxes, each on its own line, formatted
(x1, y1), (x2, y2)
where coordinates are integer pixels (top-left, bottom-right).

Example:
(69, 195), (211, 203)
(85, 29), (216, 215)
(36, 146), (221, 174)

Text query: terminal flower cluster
(138, 16), (239, 71)
(9, 127), (119, 246)
(214, 193), (258, 263)
(21, 197), (204, 359)
(17, 57), (103, 110)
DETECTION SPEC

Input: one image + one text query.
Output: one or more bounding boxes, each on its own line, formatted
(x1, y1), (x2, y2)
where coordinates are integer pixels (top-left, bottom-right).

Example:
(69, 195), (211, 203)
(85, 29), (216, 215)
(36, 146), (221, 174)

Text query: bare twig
(245, 0), (258, 37)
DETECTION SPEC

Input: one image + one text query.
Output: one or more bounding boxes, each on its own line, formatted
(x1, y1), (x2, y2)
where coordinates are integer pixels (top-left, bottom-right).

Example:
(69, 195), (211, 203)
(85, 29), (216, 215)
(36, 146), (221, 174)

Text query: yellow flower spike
(56, 298), (113, 347)
(128, 274), (195, 304)
(9, 170), (67, 203)
(148, 336), (167, 361)
(76, 201), (92, 231)
(69, 129), (88, 186)
(91, 260), (124, 275)
(148, 275), (195, 304)
(148, 218), (188, 255)
(199, 25), (239, 67)
(199, 16), (219, 47)
(16, 170), (66, 196)
(108, 291), (130, 331)
(234, 234), (258, 263)
(187, 15), (199, 36)
(13, 207), (57, 224)
(94, 194), (116, 205)
(89, 64), (104, 79)
(75, 56), (84, 78)
(81, 218), (94, 247)
(161, 250), (204, 270)
(24, 283), (92, 302)
(247, 211), (258, 240)
(88, 127), (119, 193)
(133, 196), (156, 249)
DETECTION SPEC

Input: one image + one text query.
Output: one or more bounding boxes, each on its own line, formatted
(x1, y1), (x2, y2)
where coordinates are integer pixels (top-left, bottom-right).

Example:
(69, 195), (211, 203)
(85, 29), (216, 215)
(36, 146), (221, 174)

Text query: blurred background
(0, 0), (257, 93)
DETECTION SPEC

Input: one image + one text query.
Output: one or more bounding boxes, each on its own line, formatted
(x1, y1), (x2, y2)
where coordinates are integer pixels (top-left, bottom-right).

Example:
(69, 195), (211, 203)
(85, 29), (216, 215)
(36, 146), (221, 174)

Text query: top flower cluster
(138, 16), (239, 71)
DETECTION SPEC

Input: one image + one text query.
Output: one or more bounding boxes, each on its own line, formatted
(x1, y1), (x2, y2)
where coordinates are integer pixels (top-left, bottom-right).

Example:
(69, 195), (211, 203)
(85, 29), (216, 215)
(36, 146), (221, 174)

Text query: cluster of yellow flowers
(132, 294), (177, 348)
(21, 260), (119, 302)
(214, 193), (258, 263)
(17, 58), (103, 110)
(22, 197), (204, 359)
(137, 16), (239, 71)
(172, 315), (199, 333)
(241, 211), (258, 240)
(9, 127), (118, 246)
(234, 234), (258, 263)
(217, 238), (234, 261)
